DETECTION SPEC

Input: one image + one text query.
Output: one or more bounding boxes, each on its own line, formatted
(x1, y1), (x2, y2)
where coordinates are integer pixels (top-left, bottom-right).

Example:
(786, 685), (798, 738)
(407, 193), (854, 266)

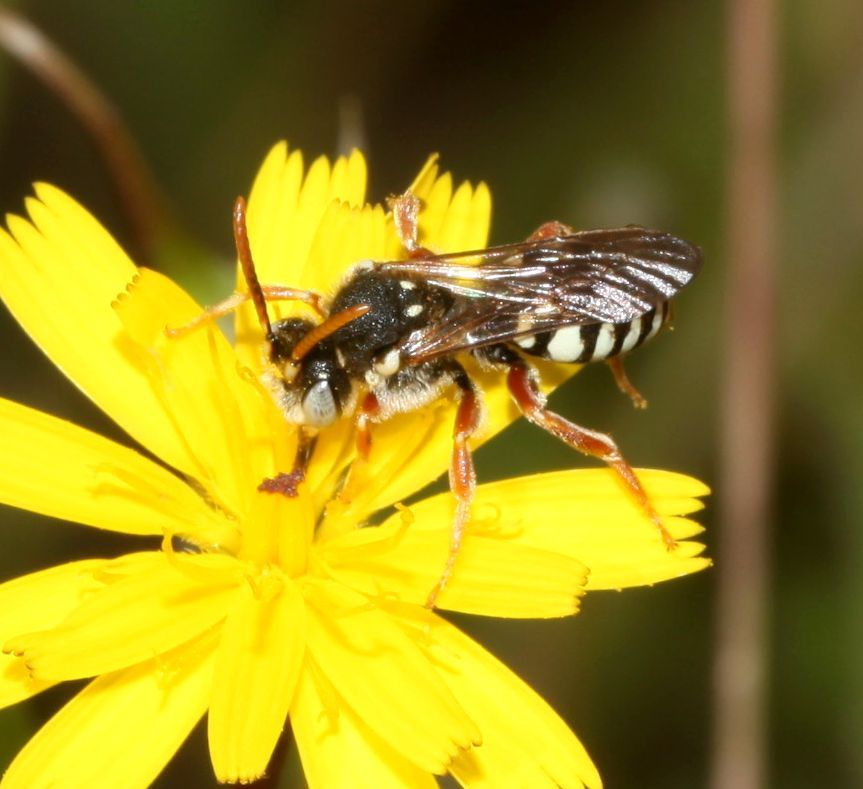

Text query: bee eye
(301, 380), (339, 427)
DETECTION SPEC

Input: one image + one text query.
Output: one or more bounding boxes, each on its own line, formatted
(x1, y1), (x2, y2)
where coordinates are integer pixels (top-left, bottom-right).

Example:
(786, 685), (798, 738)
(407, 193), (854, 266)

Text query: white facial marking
(620, 318), (643, 353)
(400, 280), (417, 290)
(302, 381), (338, 427)
(546, 326), (585, 362)
(405, 303), (423, 318)
(373, 348), (401, 377)
(281, 361), (300, 384)
(591, 323), (616, 360)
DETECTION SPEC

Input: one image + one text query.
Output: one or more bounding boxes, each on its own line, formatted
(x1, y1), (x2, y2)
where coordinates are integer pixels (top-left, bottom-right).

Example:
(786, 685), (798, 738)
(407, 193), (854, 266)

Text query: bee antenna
(233, 196), (273, 339)
(291, 304), (371, 362)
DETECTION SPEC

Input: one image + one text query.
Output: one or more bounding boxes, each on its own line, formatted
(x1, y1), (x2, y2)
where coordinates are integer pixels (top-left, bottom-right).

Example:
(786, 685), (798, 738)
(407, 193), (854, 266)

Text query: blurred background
(0, 1), (860, 786)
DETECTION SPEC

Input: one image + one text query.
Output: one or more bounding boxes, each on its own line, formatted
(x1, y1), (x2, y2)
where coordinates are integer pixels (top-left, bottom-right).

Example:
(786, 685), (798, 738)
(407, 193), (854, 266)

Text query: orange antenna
(292, 304), (371, 362)
(233, 195), (272, 338)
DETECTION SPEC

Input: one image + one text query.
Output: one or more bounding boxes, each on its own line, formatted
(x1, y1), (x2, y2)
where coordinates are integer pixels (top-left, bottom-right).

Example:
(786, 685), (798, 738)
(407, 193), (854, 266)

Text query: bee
(173, 191), (703, 606)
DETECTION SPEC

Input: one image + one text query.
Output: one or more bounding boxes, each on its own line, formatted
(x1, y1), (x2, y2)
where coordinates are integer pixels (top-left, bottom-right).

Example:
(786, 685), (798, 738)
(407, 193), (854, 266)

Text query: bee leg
(502, 352), (676, 550)
(165, 286), (326, 338)
(338, 393), (381, 505)
(607, 356), (648, 409)
(389, 191), (421, 253)
(258, 430), (317, 497)
(426, 367), (482, 609)
(355, 393), (380, 460)
(388, 190), (436, 259)
(526, 220), (575, 242)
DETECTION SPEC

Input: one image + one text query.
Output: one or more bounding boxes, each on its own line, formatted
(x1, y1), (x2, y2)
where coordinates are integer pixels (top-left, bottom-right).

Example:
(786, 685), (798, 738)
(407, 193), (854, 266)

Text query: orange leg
(388, 190), (436, 259)
(355, 392), (380, 460)
(336, 393), (381, 506)
(168, 195), (327, 339)
(527, 220), (575, 242)
(426, 370), (482, 608)
(607, 356), (649, 410)
(165, 286), (326, 338)
(388, 191), (421, 254)
(506, 358), (676, 550)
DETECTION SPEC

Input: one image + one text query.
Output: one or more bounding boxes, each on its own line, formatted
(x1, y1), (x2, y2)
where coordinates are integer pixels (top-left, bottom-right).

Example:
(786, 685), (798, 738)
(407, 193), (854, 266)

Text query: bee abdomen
(515, 302), (670, 363)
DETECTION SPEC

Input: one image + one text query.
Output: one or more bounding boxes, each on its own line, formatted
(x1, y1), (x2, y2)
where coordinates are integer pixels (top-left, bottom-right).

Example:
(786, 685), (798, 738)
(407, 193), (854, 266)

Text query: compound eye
(301, 380), (339, 427)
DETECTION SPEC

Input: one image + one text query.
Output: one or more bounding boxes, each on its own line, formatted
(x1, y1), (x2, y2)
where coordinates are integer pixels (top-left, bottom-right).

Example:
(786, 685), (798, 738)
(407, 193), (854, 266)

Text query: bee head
(267, 318), (352, 428)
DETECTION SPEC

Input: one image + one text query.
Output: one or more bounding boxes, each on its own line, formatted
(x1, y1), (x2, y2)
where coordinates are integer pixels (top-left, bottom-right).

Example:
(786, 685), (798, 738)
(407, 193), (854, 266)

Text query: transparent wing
(377, 227), (703, 362)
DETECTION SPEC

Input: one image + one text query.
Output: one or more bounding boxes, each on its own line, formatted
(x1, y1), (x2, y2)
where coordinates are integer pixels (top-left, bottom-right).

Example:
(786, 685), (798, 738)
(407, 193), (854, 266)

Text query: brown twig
(0, 6), (169, 262)
(712, 0), (778, 787)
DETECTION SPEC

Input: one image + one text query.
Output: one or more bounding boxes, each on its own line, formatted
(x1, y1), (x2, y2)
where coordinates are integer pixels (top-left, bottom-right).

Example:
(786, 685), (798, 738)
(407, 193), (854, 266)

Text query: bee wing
(378, 227), (703, 363)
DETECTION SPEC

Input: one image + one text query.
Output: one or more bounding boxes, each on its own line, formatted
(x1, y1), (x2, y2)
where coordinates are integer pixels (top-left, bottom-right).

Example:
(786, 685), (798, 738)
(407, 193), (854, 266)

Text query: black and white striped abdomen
(513, 301), (671, 364)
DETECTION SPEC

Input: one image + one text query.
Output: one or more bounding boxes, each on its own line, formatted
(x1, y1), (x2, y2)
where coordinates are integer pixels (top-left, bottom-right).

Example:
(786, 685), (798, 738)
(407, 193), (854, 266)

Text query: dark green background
(0, 1), (860, 786)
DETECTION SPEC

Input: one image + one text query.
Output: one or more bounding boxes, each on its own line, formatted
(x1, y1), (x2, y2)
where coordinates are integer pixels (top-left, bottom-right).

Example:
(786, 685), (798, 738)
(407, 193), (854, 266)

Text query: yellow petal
(0, 398), (231, 544)
(436, 180), (492, 253)
(327, 147), (367, 207)
(382, 469), (710, 590)
(0, 185), (200, 477)
(244, 144), (302, 284)
(0, 560), (107, 708)
(407, 154), (440, 201)
(320, 522), (587, 618)
(402, 611), (602, 789)
(304, 201), (389, 296)
(292, 662), (438, 789)
(246, 147), (367, 292)
(415, 170), (452, 251)
(303, 579), (479, 773)
(304, 417), (358, 517)
(5, 552), (240, 681)
(208, 576), (305, 783)
(2, 633), (215, 789)
(114, 267), (290, 515)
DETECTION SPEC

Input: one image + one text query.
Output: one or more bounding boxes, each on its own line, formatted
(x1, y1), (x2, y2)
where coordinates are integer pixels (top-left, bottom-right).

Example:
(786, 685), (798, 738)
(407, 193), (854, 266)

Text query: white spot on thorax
(400, 280), (417, 290)
(515, 335), (536, 349)
(546, 326), (585, 362)
(405, 303), (423, 318)
(373, 348), (401, 377)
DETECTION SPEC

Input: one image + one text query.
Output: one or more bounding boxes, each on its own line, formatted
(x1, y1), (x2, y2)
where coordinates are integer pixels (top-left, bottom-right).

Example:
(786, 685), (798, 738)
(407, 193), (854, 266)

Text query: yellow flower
(0, 143), (709, 787)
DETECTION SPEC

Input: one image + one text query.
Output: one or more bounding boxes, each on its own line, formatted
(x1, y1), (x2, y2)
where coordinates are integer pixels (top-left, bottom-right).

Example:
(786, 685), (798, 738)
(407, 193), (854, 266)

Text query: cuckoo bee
(173, 193), (703, 606)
